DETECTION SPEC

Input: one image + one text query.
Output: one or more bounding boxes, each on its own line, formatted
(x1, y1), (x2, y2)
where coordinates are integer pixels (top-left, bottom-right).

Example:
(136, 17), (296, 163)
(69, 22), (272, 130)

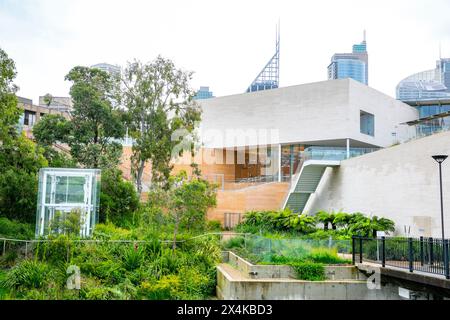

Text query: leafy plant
(100, 168), (140, 226)
(138, 275), (182, 300)
(0, 217), (34, 239)
(122, 245), (145, 271)
(306, 248), (350, 264)
(1, 260), (50, 290)
(291, 262), (325, 281)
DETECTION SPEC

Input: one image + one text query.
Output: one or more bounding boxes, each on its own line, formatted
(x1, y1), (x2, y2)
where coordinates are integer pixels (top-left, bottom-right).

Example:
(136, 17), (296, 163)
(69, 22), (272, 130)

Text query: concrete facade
(308, 130), (450, 238)
(217, 252), (402, 300)
(198, 79), (418, 149)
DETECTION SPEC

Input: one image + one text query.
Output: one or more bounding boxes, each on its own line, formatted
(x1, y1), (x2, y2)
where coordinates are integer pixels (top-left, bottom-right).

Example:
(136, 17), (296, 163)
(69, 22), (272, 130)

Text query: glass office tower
(194, 86), (214, 100)
(328, 34), (368, 85)
(397, 58), (450, 102)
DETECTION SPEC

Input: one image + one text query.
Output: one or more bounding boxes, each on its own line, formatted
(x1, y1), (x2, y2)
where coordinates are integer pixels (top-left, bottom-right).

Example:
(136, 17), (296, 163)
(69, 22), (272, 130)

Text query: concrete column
(346, 139), (350, 159)
(278, 144), (282, 182)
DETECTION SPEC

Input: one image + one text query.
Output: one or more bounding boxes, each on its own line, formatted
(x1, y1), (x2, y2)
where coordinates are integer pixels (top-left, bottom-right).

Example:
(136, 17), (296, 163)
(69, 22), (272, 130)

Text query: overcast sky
(1, 0), (449, 103)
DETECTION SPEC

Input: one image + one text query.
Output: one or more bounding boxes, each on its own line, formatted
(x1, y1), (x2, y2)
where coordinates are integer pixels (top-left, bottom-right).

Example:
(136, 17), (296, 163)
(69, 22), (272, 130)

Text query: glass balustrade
(303, 146), (380, 162)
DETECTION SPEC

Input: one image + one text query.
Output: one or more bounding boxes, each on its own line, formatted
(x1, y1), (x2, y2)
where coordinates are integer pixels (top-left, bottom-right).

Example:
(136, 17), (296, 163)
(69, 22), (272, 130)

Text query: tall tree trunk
(136, 159), (145, 196)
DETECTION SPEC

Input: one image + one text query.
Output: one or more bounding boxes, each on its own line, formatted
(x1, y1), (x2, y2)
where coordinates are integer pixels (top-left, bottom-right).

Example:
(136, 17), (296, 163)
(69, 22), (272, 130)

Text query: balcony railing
(303, 146), (380, 162)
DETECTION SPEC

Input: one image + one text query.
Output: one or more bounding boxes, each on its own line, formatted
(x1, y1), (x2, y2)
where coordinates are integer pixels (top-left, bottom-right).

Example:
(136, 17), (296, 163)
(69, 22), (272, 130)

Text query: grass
(291, 262), (326, 281)
(0, 269), (7, 299)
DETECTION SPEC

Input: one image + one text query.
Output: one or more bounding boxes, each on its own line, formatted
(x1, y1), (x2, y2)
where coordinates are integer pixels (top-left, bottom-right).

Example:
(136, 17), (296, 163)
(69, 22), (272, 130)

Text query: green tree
(64, 66), (125, 169)
(0, 134), (48, 222)
(121, 56), (201, 195)
(169, 171), (217, 249)
(333, 212), (352, 230)
(0, 47), (20, 143)
(100, 168), (140, 226)
(32, 114), (76, 167)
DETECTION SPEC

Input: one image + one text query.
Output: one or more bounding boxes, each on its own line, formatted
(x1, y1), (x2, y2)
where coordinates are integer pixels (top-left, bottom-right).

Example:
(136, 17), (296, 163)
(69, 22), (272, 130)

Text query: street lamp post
(432, 155), (449, 279)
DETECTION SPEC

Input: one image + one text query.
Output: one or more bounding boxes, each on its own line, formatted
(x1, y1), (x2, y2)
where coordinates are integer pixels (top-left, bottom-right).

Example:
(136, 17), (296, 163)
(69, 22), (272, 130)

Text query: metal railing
(0, 232), (251, 259)
(352, 236), (450, 279)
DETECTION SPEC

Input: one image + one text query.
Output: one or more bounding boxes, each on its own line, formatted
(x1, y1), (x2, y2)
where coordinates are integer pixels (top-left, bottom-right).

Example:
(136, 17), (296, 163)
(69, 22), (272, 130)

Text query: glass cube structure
(35, 168), (101, 238)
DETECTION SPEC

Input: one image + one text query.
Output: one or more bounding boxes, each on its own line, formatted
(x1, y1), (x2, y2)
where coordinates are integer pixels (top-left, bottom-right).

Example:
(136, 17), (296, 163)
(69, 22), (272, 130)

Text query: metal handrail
(352, 236), (450, 279)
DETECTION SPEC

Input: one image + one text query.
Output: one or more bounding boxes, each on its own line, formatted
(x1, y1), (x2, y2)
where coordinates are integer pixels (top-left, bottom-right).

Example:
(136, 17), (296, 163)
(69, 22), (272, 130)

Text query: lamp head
(432, 155), (448, 164)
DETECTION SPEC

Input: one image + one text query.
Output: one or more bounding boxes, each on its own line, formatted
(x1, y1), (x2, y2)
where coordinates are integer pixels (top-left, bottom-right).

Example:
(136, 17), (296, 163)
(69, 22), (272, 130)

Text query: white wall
(198, 79), (418, 149)
(308, 131), (450, 238)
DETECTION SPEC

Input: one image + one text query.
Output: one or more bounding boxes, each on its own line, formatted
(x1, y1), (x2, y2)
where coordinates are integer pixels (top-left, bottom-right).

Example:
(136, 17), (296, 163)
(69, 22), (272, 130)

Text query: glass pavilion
(35, 168), (101, 238)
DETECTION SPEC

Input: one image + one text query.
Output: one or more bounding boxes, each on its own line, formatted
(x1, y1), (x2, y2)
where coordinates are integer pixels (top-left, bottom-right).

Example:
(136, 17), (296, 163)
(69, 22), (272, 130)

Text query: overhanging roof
(402, 111), (450, 126)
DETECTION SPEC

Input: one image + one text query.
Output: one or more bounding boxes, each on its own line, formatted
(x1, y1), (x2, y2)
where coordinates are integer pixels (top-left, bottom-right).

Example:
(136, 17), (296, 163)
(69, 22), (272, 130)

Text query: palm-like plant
(333, 212), (352, 230)
(315, 211), (335, 230)
(288, 214), (316, 234)
(370, 216), (395, 238)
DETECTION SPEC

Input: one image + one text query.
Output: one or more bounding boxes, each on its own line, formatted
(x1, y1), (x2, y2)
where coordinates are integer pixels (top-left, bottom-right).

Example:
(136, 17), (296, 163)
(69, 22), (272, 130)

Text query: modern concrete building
(166, 79), (428, 230)
(119, 78), (450, 237)
(309, 130), (450, 238)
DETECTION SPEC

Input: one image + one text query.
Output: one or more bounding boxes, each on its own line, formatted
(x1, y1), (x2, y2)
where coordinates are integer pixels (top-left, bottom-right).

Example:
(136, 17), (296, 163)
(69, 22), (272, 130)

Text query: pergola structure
(35, 168), (101, 238)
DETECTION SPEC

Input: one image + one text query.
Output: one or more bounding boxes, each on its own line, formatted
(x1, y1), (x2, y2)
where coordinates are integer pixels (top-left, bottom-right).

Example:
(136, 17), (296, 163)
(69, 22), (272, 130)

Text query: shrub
(179, 266), (213, 299)
(1, 260), (50, 290)
(0, 217), (34, 239)
(93, 223), (133, 240)
(0, 250), (18, 267)
(306, 248), (350, 264)
(223, 236), (246, 250)
(291, 262), (325, 281)
(206, 220), (222, 231)
(100, 168), (140, 226)
(237, 209), (317, 234)
(35, 235), (73, 264)
(81, 284), (120, 300)
(122, 245), (145, 271)
(138, 275), (182, 300)
(0, 169), (39, 223)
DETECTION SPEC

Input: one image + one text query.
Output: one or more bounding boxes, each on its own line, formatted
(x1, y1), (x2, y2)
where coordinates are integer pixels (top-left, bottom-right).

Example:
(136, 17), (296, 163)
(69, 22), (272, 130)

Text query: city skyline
(1, 0), (450, 103)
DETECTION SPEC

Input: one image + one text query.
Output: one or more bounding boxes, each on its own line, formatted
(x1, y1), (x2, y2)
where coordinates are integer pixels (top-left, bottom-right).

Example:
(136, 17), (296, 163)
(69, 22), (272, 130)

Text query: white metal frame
(36, 169), (99, 238)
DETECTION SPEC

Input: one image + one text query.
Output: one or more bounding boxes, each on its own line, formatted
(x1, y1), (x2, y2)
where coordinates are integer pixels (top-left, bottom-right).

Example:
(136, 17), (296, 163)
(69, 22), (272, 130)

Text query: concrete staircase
(284, 160), (340, 213)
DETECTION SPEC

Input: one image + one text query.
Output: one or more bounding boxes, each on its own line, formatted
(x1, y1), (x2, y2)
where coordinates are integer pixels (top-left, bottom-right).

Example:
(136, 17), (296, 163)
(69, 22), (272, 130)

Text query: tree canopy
(0, 48), (20, 143)
(120, 56), (201, 194)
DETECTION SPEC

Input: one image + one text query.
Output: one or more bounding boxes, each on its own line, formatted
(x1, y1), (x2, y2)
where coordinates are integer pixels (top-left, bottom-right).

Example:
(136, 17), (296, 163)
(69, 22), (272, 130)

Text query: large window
(360, 110), (375, 136)
(24, 110), (36, 126)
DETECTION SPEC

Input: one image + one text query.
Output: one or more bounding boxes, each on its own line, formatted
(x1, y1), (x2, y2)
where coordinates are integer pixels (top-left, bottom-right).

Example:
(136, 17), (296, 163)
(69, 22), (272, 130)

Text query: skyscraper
(194, 86), (214, 100)
(396, 58), (450, 102)
(327, 32), (368, 85)
(91, 63), (121, 77)
(246, 24), (280, 93)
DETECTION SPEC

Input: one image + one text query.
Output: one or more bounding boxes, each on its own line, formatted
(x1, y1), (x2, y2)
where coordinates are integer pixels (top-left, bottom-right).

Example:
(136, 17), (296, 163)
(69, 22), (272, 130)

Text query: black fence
(352, 236), (450, 279)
